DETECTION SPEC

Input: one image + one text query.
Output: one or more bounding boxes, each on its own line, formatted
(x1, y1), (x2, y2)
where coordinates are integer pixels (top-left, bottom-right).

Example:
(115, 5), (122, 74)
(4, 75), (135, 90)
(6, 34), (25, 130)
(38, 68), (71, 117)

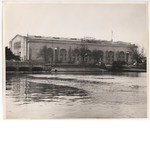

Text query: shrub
(111, 61), (126, 70)
(99, 62), (106, 69)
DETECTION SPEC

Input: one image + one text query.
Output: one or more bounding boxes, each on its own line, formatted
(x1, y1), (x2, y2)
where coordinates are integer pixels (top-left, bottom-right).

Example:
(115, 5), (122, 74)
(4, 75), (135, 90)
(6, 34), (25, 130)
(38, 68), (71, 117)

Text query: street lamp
(84, 53), (88, 61)
(54, 48), (57, 65)
(83, 53), (88, 66)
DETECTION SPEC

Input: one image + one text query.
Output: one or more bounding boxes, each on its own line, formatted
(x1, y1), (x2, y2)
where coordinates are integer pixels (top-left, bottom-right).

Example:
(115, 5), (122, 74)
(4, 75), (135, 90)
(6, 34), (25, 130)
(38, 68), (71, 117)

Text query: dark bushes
(111, 61), (127, 71)
(99, 62), (107, 69)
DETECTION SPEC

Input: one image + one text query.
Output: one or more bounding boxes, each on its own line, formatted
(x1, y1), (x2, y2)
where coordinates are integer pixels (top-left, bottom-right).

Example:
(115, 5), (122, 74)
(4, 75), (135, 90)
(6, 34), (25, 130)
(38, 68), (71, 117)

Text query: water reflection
(6, 74), (90, 105)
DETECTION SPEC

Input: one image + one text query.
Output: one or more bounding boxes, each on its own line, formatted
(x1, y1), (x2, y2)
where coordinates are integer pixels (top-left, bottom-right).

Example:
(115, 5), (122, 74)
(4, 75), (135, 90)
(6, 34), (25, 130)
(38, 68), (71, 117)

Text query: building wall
(10, 35), (27, 61)
(28, 39), (134, 64)
(10, 35), (136, 64)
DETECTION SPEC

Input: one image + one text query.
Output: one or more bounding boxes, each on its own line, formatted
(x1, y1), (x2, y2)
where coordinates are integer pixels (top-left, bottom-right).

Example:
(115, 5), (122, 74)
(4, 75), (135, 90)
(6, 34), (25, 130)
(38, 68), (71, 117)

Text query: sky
(3, 1), (148, 50)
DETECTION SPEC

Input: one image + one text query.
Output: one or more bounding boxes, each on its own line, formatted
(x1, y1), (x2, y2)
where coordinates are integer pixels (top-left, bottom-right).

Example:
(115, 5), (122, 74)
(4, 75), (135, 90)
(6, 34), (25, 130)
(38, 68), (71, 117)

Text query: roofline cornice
(28, 38), (136, 48)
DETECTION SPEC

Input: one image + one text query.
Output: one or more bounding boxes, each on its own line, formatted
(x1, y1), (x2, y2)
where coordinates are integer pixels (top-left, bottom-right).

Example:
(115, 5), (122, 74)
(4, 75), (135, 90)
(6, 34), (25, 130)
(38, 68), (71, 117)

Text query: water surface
(5, 72), (147, 118)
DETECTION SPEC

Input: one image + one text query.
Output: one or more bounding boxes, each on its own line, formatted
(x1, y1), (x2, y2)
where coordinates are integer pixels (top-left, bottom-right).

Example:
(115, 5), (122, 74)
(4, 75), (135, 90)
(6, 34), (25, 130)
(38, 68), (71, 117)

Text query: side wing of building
(9, 34), (28, 61)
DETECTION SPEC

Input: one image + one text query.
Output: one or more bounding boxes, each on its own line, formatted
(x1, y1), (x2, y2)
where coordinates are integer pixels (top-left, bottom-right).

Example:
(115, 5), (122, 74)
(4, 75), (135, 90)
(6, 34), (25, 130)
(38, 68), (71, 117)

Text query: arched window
(72, 49), (80, 63)
(60, 49), (67, 62)
(119, 51), (125, 61)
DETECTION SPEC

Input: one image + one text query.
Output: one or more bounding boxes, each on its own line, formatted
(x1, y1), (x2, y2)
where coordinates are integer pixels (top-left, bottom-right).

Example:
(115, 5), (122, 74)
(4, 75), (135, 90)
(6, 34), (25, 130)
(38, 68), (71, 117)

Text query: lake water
(5, 72), (147, 119)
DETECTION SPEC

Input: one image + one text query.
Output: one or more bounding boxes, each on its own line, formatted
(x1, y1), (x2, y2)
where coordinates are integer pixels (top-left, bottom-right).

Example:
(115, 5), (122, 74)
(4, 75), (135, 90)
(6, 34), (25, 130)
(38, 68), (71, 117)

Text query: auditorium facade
(9, 34), (137, 65)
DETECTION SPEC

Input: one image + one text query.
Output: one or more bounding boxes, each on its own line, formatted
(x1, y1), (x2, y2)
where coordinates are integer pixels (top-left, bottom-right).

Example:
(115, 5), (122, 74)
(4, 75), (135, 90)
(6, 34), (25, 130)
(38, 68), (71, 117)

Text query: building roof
(10, 34), (26, 41)
(11, 34), (136, 47)
(27, 35), (136, 47)
(27, 35), (81, 42)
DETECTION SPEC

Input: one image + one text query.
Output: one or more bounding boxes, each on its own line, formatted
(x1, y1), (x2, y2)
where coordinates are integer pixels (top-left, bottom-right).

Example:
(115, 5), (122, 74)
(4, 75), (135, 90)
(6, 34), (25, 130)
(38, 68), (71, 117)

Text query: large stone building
(9, 34), (137, 65)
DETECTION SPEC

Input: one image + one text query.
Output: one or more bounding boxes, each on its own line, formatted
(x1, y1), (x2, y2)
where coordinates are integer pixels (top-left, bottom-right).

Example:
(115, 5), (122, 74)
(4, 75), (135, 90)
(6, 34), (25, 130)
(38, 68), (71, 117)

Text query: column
(114, 51), (117, 61)
(124, 52), (126, 62)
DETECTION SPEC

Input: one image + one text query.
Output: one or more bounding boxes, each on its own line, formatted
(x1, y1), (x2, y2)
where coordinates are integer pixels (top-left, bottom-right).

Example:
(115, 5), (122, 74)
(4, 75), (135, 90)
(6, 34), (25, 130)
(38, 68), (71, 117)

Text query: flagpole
(111, 30), (113, 42)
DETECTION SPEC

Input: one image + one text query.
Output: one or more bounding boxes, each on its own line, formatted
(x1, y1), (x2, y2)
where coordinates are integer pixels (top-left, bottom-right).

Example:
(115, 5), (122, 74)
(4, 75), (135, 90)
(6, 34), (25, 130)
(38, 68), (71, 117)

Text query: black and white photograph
(3, 1), (148, 119)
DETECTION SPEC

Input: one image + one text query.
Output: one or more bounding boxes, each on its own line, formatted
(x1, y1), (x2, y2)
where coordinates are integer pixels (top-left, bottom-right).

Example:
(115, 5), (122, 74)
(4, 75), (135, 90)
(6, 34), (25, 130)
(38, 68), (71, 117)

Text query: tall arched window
(72, 49), (80, 64)
(60, 49), (67, 62)
(119, 51), (125, 61)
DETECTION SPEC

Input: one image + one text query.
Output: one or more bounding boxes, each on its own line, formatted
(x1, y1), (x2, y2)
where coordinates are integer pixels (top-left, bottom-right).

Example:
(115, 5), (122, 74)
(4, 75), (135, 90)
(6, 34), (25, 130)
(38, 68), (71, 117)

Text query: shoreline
(6, 67), (146, 73)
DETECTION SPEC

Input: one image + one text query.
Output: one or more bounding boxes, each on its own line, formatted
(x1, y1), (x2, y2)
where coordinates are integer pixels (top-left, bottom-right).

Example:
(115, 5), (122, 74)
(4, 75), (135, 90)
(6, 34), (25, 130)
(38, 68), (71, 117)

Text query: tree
(91, 50), (103, 63)
(140, 47), (146, 62)
(5, 46), (20, 61)
(131, 46), (146, 63)
(75, 44), (90, 65)
(36, 45), (53, 63)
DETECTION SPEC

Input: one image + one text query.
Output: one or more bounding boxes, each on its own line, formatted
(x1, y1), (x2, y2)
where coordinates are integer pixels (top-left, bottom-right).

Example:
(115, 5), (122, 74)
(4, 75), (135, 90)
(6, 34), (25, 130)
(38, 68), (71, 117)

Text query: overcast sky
(3, 2), (148, 50)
